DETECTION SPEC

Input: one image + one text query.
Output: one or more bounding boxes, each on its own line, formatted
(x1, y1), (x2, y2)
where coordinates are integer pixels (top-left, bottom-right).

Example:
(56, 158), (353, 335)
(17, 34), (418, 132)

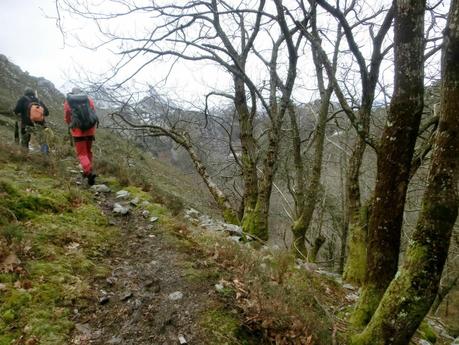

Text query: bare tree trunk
(351, 0), (426, 327)
(351, 2), (459, 341)
(183, 141), (239, 224)
(290, 2), (337, 257)
(234, 75), (261, 235)
(337, 150), (348, 274)
(243, 0), (299, 241)
(291, 88), (332, 257)
(289, 103), (308, 257)
(308, 234), (326, 263)
(308, 0), (394, 285)
(342, 137), (367, 284)
(247, 125), (282, 241)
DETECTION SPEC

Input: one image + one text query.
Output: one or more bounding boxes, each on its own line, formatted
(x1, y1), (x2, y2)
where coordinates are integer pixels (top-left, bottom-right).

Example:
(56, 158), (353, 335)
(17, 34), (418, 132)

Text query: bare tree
(351, 1), (459, 342)
(298, 0), (395, 282)
(283, 0), (342, 259)
(56, 0), (304, 240)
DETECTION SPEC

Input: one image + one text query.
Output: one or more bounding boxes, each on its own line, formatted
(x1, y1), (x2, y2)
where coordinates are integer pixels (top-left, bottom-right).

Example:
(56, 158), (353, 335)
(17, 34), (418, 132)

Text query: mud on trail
(71, 189), (221, 345)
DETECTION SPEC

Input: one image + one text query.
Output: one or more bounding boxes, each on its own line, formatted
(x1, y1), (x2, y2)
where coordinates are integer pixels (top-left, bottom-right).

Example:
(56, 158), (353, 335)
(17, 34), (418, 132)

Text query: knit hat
(24, 87), (35, 96)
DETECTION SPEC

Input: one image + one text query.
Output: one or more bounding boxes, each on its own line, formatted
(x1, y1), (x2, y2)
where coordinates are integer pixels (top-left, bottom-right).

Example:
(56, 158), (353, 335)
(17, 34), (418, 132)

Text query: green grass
(0, 145), (117, 344)
(200, 307), (262, 345)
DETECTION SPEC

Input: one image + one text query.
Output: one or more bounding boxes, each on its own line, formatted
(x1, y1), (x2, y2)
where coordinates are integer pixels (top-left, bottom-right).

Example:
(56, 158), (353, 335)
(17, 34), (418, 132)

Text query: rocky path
(71, 186), (218, 345)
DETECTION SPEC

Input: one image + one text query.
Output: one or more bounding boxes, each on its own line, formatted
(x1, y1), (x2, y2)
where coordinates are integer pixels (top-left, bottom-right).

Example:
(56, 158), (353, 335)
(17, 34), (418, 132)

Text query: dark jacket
(14, 95), (49, 127)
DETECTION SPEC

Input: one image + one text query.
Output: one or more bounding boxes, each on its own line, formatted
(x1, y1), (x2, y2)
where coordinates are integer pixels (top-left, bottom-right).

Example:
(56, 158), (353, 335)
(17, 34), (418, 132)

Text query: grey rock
(107, 336), (122, 344)
(113, 203), (130, 215)
(427, 318), (455, 340)
(90, 184), (111, 193)
(91, 330), (102, 339)
(345, 292), (359, 302)
(120, 291), (133, 301)
(150, 216), (159, 223)
(130, 197), (140, 206)
(168, 291), (184, 301)
(179, 335), (188, 345)
(116, 190), (130, 199)
(140, 200), (151, 207)
(144, 279), (161, 293)
(418, 340), (432, 345)
(302, 262), (319, 271)
(99, 295), (110, 305)
(106, 277), (116, 286)
(141, 210), (150, 218)
(223, 224), (243, 236)
(185, 208), (200, 219)
(75, 323), (91, 336)
(229, 236), (241, 243)
(343, 283), (355, 290)
(316, 269), (342, 280)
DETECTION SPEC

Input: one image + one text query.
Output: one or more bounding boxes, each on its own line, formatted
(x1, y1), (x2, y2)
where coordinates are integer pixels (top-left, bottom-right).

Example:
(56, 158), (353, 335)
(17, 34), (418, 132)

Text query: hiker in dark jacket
(14, 87), (50, 153)
(64, 87), (97, 185)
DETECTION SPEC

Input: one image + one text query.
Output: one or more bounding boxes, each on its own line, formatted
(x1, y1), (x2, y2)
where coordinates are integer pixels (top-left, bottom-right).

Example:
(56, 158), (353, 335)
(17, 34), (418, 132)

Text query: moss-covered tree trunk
(309, 1), (394, 284)
(352, 3), (459, 341)
(290, 87), (332, 257)
(289, 5), (337, 257)
(289, 102), (308, 257)
(308, 234), (326, 263)
(233, 74), (263, 238)
(342, 137), (367, 284)
(343, 195), (370, 284)
(244, 125), (281, 241)
(234, 75), (259, 215)
(351, 0), (426, 327)
(243, 2), (299, 241)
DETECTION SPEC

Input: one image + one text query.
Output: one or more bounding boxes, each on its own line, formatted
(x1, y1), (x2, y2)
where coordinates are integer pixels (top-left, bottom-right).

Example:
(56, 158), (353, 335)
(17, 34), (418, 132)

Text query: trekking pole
(14, 121), (19, 144)
(68, 127), (74, 147)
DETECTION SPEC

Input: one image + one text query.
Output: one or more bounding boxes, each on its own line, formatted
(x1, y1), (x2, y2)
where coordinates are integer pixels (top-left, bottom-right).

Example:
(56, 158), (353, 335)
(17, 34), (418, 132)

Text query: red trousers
(74, 139), (93, 175)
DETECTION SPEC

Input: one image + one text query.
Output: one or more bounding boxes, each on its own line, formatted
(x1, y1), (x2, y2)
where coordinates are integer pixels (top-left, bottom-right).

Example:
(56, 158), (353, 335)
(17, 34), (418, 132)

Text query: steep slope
(0, 54), (65, 133)
(1, 56), (455, 345)
(0, 142), (251, 345)
(0, 142), (338, 345)
(0, 54), (215, 216)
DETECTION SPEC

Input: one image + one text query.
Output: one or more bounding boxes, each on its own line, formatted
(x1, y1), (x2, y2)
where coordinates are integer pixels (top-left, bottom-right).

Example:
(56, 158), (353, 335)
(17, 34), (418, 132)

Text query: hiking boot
(87, 173), (96, 186)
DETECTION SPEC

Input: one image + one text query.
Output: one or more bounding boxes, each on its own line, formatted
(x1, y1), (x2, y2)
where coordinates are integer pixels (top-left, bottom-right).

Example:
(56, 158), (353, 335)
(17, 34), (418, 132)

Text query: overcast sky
(0, 0), (232, 103)
(0, 0), (447, 108)
(1, 0), (88, 89)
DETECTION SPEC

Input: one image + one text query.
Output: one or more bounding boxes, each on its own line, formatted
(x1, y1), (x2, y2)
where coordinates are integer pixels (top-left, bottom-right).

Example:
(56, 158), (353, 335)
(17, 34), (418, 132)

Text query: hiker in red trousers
(64, 87), (99, 185)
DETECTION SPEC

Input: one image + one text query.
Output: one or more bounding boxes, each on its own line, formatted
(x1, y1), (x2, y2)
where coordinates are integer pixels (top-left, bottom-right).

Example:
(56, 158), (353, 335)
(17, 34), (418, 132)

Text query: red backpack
(28, 102), (45, 123)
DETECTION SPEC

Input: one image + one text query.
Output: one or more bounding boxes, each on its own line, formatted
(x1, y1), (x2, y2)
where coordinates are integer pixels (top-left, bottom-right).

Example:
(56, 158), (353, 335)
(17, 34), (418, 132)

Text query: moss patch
(200, 307), (260, 345)
(419, 320), (437, 343)
(0, 146), (118, 344)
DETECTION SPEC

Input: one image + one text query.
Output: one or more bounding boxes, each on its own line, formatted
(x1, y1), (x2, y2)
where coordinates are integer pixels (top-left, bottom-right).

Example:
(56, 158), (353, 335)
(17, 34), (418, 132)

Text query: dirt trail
(71, 188), (216, 345)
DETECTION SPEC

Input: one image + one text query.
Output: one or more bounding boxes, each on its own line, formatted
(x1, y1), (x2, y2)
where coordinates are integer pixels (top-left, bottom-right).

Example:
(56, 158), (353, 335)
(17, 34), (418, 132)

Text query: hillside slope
(0, 141), (339, 345)
(0, 54), (215, 216)
(0, 55), (64, 132)
(0, 56), (455, 345)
